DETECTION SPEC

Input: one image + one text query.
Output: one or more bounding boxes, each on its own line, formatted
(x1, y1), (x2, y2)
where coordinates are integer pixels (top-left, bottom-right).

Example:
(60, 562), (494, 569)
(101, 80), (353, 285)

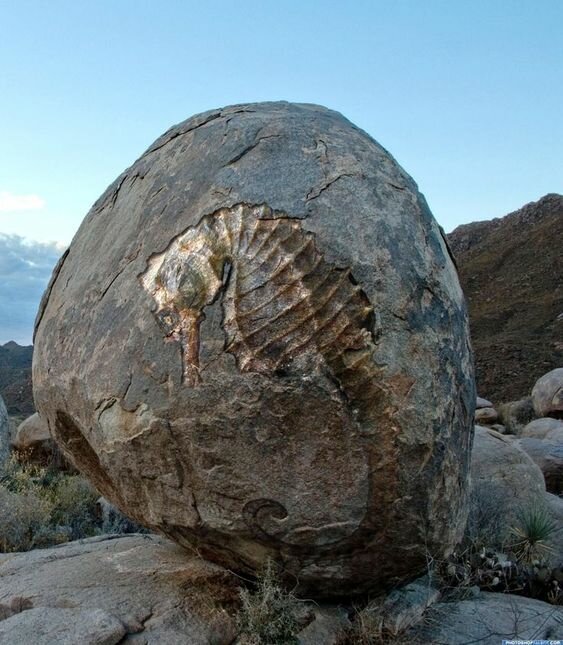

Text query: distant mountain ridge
(0, 341), (34, 416)
(448, 193), (563, 403)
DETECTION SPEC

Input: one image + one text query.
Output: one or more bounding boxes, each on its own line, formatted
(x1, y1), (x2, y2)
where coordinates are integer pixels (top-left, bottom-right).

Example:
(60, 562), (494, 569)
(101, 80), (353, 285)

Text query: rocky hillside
(448, 193), (563, 403)
(0, 341), (34, 416)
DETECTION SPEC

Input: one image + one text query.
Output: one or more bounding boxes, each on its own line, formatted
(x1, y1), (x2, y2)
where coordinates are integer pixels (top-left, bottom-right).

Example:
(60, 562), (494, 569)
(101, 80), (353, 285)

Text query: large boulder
(532, 367), (563, 418)
(0, 395), (9, 466)
(468, 426), (546, 544)
(522, 416), (563, 439)
(0, 534), (238, 644)
(33, 102), (475, 595)
(516, 435), (563, 495)
(11, 413), (67, 469)
(471, 426), (546, 504)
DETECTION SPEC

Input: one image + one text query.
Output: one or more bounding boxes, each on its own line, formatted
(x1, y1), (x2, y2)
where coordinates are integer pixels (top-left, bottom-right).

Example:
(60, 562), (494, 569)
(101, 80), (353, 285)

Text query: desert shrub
(437, 498), (563, 605)
(0, 485), (54, 551)
(49, 475), (99, 540)
(0, 455), (140, 552)
(345, 602), (384, 645)
(236, 560), (301, 644)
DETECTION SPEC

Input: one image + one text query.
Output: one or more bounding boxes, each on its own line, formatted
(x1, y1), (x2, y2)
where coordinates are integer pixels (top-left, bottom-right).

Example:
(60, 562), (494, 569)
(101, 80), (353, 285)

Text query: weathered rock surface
(470, 426), (546, 534)
(378, 575), (440, 635)
(532, 367), (563, 418)
(474, 406), (498, 424)
(0, 341), (34, 417)
(545, 493), (563, 562)
(0, 534), (239, 644)
(471, 426), (546, 504)
(476, 396), (493, 409)
(33, 102), (475, 595)
(409, 592), (563, 644)
(516, 435), (563, 494)
(522, 416), (563, 439)
(0, 607), (126, 645)
(0, 395), (8, 465)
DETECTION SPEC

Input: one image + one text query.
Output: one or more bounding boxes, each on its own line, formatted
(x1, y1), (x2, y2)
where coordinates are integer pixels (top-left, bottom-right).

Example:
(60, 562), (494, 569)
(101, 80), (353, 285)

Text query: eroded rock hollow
(33, 102), (475, 595)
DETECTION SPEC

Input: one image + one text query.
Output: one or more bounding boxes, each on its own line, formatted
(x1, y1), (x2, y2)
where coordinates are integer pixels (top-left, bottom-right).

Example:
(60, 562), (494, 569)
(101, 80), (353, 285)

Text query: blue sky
(0, 0), (561, 343)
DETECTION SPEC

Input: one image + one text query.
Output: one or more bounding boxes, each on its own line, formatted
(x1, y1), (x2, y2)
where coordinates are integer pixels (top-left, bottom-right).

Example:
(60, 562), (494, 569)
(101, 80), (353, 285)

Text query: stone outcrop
(532, 367), (563, 418)
(448, 193), (563, 403)
(33, 102), (475, 595)
(0, 342), (34, 417)
(0, 395), (9, 466)
(0, 534), (239, 645)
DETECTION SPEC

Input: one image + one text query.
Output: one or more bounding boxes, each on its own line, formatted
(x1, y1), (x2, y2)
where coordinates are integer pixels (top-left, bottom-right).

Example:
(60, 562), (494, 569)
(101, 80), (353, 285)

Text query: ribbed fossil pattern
(141, 203), (379, 419)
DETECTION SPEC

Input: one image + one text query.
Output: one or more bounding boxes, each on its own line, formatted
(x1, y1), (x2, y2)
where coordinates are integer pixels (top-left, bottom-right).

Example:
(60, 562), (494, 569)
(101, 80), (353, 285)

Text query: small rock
(532, 367), (563, 418)
(379, 575), (440, 635)
(476, 396), (493, 409)
(474, 407), (498, 424)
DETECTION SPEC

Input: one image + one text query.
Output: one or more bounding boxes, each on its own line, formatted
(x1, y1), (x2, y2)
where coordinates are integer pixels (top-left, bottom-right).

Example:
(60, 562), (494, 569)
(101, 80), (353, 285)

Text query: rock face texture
(0, 534), (239, 644)
(532, 368), (563, 418)
(471, 426), (546, 513)
(0, 342), (34, 417)
(409, 592), (563, 645)
(33, 102), (475, 595)
(12, 412), (66, 467)
(448, 193), (563, 403)
(0, 395), (9, 465)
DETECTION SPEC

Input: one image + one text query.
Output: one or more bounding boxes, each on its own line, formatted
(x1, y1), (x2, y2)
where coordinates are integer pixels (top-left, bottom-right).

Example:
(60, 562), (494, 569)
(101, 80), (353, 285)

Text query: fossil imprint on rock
(141, 203), (382, 423)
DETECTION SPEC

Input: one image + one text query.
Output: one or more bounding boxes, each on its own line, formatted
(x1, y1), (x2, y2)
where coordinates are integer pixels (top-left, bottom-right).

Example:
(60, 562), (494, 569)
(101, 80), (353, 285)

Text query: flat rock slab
(410, 592), (563, 644)
(0, 534), (238, 644)
(0, 607), (126, 645)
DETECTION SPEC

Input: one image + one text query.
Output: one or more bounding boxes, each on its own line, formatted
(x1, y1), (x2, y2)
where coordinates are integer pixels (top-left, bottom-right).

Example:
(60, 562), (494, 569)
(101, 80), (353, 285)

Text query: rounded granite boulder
(532, 368), (563, 419)
(33, 102), (475, 596)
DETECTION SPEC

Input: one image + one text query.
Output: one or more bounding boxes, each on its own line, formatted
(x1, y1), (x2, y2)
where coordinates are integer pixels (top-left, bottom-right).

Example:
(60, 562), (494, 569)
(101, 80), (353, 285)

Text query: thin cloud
(0, 192), (45, 212)
(0, 234), (64, 345)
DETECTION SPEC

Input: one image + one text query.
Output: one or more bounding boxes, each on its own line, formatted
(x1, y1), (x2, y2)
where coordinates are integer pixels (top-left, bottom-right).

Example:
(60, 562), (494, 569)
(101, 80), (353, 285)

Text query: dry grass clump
(236, 560), (303, 644)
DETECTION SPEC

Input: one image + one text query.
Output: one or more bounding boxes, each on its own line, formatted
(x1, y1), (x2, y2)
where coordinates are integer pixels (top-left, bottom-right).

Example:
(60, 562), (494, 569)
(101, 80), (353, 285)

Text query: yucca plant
(510, 507), (558, 563)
